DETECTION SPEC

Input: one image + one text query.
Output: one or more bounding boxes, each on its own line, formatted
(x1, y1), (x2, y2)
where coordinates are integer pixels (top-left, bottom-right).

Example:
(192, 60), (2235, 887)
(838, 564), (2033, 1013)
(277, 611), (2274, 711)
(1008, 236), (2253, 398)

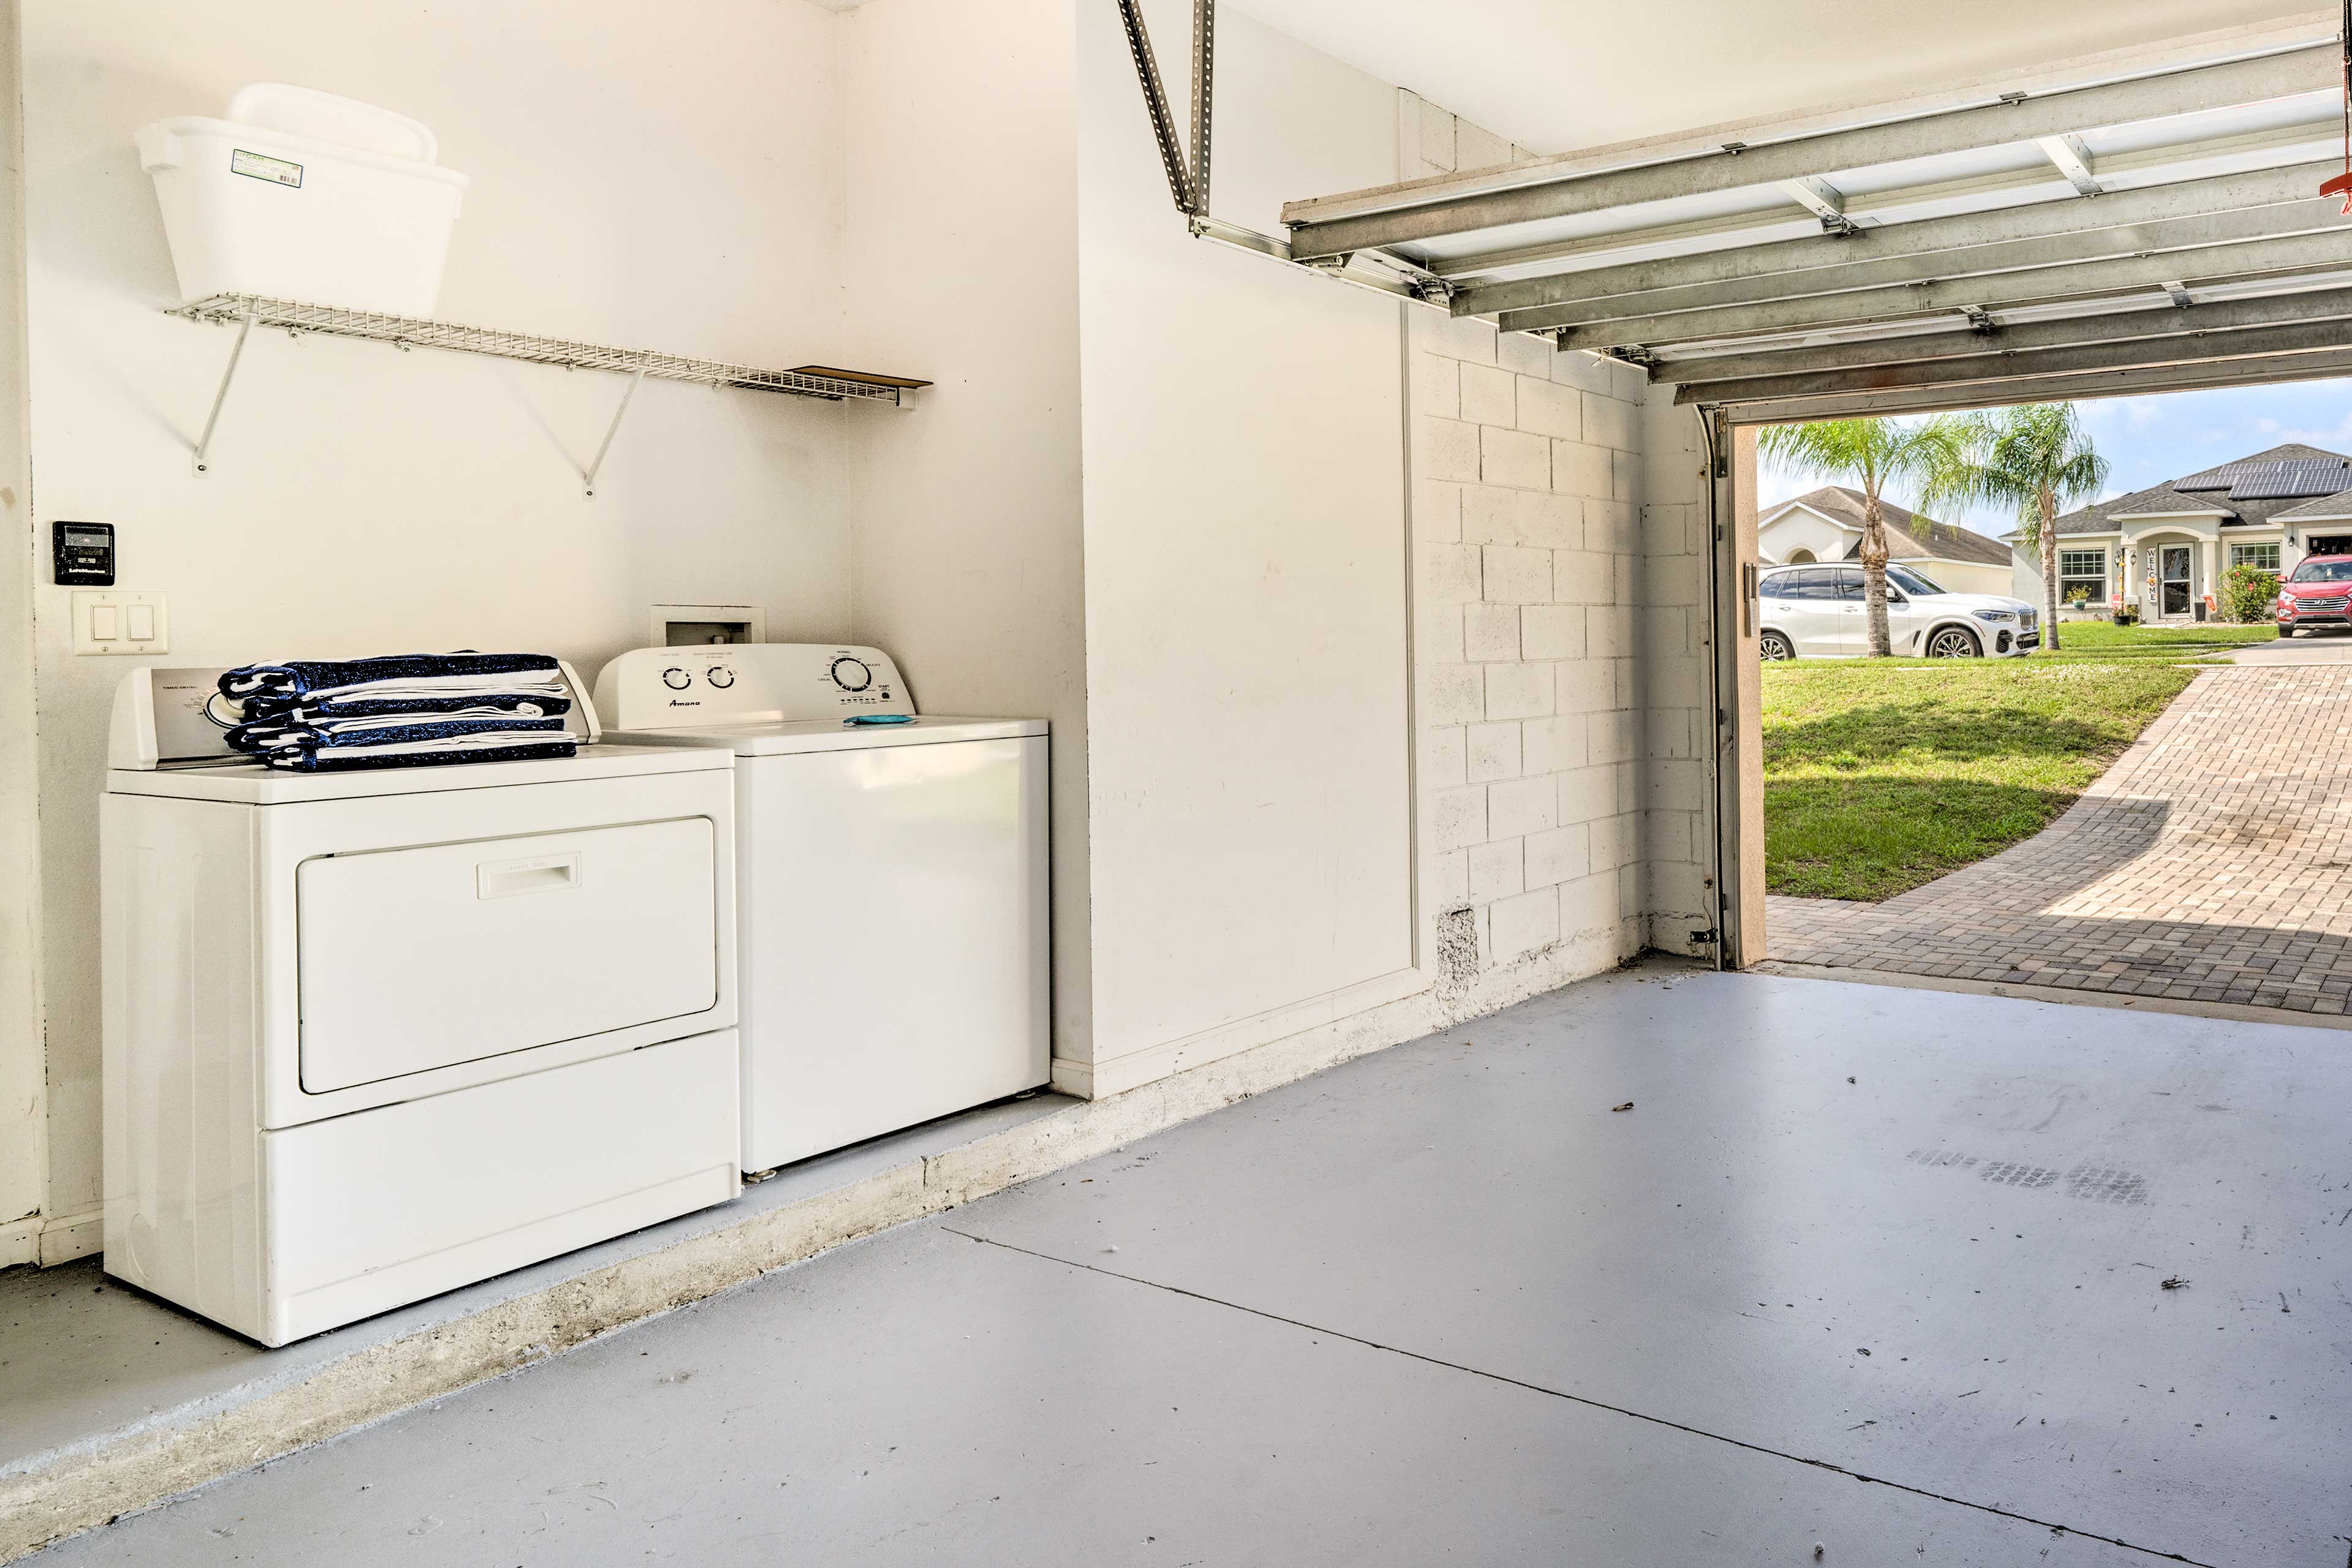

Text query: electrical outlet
(72, 590), (168, 655)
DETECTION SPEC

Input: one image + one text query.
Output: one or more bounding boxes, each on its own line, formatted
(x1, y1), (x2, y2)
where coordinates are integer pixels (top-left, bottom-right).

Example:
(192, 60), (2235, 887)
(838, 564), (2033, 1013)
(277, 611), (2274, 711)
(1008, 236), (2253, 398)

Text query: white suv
(1758, 563), (2040, 660)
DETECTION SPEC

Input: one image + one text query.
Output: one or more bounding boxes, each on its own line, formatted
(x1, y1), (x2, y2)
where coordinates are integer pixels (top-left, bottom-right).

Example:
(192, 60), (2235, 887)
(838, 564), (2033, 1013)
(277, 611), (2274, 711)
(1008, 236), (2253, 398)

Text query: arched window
(1785, 548), (1817, 564)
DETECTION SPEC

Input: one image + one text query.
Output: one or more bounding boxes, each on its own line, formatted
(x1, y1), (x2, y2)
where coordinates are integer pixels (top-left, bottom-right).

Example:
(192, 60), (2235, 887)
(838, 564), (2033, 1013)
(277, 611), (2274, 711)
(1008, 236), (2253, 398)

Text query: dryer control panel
(592, 643), (914, 730)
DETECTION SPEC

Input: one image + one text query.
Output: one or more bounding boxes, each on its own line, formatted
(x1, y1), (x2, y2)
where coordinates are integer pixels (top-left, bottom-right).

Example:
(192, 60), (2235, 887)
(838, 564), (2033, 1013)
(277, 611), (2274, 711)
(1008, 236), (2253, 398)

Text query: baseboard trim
(39, 1210), (101, 1268)
(0, 1210), (103, 1273)
(1056, 966), (1431, 1100)
(0, 1216), (36, 1271)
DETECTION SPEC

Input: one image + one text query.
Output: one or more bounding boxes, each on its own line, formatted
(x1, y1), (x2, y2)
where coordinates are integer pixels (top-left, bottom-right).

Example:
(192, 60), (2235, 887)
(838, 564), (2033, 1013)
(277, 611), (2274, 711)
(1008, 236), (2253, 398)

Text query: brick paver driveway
(1768, 665), (2352, 1015)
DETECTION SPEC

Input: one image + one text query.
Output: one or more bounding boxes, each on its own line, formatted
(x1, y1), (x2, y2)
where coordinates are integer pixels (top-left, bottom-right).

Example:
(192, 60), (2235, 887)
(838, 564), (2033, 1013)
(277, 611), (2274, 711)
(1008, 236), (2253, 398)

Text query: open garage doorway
(1715, 376), (2352, 1023)
(1270, 15), (2352, 1009)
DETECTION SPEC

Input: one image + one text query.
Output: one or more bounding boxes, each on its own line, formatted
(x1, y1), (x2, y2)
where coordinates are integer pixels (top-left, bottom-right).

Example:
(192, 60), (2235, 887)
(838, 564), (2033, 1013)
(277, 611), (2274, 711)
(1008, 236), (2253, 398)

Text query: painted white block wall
(1411, 314), (1654, 979)
(18, 0), (856, 1237)
(1069, 0), (1417, 1096)
(837, 0), (1095, 1069)
(0, 1), (41, 1267)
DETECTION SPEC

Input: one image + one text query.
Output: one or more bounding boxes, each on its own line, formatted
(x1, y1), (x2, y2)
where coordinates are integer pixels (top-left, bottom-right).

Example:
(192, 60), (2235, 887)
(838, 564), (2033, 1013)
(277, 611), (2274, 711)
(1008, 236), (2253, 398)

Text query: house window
(2057, 548), (2107, 606)
(2230, 543), (2281, 573)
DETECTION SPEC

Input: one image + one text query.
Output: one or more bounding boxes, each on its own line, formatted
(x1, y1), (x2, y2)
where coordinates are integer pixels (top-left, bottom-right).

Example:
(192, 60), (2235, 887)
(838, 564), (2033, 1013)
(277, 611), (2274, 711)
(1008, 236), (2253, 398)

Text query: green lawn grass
(1763, 634), (2215, 900)
(2030, 619), (2278, 662)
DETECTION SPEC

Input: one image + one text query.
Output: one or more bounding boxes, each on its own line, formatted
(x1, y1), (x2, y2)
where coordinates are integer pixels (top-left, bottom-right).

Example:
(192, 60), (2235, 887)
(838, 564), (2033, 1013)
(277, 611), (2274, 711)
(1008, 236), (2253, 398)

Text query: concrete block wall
(1637, 390), (1719, 957)
(1411, 309), (1653, 978)
(1396, 89), (1540, 180)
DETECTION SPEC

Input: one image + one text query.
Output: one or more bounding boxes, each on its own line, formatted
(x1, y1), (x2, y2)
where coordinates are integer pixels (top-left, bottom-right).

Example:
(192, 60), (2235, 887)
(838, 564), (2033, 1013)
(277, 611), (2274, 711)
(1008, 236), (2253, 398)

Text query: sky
(1755, 377), (2352, 539)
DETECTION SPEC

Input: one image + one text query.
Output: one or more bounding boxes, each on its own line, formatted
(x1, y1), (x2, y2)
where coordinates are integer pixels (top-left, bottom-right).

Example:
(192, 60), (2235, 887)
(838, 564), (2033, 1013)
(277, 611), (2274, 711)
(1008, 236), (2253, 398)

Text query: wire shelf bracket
(168, 293), (930, 493)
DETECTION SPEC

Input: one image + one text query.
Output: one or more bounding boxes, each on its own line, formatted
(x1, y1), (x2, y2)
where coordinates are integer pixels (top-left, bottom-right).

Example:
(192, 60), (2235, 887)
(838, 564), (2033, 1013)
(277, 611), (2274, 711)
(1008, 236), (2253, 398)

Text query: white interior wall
(8, 0), (1698, 1261)
(0, 0), (42, 1267)
(835, 0), (1093, 1069)
(1069, 0), (1418, 1093)
(19, 0), (855, 1240)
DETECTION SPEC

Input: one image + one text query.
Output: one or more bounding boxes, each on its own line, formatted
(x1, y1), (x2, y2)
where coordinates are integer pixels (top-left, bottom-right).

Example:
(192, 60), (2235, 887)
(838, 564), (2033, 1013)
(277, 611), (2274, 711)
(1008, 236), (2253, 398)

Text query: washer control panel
(594, 643), (914, 729)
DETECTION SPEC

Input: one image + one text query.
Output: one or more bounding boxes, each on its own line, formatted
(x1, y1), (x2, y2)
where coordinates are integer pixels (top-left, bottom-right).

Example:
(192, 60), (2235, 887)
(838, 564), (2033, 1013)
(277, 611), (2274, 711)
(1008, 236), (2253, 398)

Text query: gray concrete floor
(0, 1093), (1075, 1473)
(28, 966), (2352, 1567)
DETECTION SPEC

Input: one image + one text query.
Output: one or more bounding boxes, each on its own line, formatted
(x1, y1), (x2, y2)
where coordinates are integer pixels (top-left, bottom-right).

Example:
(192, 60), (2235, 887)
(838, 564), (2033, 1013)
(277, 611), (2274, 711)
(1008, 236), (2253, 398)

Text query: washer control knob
(830, 656), (872, 692)
(661, 667), (691, 690)
(706, 666), (735, 689)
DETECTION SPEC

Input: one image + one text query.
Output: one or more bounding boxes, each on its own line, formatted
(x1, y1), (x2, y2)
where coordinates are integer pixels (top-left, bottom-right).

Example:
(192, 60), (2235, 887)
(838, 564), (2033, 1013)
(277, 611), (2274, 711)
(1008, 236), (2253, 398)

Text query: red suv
(2277, 554), (2352, 636)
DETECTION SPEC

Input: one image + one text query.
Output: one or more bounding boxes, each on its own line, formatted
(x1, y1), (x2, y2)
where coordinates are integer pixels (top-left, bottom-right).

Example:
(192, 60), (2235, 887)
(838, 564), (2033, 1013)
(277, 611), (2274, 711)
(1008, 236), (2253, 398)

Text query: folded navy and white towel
(219, 652), (565, 706)
(215, 653), (582, 773)
(232, 690), (571, 724)
(252, 686), (569, 724)
(226, 711), (578, 755)
(257, 734), (582, 773)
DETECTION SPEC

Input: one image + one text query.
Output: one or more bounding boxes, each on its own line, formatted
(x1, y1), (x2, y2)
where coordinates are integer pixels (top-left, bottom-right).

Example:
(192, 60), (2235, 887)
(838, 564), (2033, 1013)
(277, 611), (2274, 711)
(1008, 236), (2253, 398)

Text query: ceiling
(1230, 0), (2324, 153)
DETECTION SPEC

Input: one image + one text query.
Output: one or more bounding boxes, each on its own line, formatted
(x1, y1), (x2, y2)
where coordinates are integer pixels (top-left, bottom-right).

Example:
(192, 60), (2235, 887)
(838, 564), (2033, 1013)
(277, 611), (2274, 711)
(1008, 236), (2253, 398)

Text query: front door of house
(2161, 546), (2192, 617)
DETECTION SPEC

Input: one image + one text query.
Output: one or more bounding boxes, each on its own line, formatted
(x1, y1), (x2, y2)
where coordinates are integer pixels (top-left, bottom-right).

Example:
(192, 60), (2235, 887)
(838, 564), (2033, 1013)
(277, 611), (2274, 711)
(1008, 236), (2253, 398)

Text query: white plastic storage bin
(138, 84), (467, 317)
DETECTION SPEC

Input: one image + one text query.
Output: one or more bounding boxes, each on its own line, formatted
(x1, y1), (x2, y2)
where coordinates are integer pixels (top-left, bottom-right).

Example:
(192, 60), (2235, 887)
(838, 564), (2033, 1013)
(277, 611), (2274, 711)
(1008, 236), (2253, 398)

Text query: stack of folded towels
(214, 652), (585, 772)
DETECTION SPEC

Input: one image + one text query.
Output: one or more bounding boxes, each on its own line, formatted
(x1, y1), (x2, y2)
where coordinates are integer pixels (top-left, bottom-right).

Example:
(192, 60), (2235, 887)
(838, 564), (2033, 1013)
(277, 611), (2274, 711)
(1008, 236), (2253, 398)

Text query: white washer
(595, 644), (1049, 1171)
(102, 665), (742, 1346)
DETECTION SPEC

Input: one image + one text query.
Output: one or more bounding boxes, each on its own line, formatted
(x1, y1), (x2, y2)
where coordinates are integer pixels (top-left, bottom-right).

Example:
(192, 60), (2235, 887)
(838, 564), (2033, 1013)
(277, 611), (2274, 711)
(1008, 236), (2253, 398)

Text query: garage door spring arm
(1117, 0), (1215, 218)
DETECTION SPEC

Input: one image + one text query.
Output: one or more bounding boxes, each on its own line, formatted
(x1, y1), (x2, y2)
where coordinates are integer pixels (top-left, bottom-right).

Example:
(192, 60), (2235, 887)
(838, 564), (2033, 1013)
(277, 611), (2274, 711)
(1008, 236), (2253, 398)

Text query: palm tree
(1925, 404), (2109, 653)
(1758, 416), (1967, 657)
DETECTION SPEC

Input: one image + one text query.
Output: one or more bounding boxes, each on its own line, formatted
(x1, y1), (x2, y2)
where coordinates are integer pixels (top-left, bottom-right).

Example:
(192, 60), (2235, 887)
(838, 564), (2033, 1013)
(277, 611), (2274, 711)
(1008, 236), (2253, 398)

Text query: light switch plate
(71, 590), (168, 655)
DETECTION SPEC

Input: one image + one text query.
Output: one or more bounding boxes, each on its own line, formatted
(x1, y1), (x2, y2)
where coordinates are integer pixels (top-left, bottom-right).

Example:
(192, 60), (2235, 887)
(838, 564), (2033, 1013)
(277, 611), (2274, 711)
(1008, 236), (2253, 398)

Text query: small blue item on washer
(844, 714), (916, 726)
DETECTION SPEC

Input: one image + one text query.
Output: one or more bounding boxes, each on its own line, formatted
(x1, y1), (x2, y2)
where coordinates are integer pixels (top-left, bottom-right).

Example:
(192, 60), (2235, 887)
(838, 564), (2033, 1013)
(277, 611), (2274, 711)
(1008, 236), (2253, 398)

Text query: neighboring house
(1756, 485), (2013, 597)
(2011, 443), (2352, 622)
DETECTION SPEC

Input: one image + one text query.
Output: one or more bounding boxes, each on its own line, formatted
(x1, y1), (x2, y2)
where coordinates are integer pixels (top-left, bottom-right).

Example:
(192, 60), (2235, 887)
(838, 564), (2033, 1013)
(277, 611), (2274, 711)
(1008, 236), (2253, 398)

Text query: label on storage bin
(230, 149), (303, 188)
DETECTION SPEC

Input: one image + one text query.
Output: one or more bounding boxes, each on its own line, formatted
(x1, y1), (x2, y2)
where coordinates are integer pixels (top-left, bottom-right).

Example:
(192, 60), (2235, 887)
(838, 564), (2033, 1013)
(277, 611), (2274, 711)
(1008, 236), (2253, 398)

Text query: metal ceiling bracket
(2164, 281), (2196, 307)
(1117, 0), (1215, 219)
(2037, 133), (2105, 196)
(1189, 0), (1214, 218)
(1120, 1), (1453, 314)
(191, 304), (258, 476)
(1781, 176), (1861, 238)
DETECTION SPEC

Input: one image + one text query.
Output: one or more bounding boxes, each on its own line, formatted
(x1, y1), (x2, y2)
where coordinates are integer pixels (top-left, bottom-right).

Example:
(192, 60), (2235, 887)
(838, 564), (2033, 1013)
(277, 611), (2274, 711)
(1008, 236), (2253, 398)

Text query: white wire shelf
(168, 293), (929, 492)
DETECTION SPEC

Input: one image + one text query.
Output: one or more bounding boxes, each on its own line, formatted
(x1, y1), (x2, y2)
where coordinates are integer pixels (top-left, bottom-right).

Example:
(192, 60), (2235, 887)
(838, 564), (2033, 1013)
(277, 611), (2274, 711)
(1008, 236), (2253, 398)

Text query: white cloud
(2266, 409), (2352, 450)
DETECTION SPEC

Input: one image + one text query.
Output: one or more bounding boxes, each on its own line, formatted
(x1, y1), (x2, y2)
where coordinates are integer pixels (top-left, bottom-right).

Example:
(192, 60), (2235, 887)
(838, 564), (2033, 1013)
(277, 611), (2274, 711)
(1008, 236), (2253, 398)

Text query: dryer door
(295, 818), (718, 1093)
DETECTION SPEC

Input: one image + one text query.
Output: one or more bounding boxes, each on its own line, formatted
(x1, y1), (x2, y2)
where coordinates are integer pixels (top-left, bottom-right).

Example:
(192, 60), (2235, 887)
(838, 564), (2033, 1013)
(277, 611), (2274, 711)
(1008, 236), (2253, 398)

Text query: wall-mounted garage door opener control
(54, 521), (116, 586)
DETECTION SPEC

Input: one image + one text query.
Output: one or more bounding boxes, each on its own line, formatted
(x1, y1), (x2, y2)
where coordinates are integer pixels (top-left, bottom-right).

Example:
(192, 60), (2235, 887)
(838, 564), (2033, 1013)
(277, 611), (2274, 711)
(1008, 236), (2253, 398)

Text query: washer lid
(601, 715), (1047, 756)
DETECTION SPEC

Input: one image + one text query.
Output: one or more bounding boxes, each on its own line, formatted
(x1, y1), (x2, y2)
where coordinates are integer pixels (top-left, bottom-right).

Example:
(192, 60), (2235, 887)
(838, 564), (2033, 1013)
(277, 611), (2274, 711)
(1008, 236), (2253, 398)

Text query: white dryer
(102, 665), (743, 1346)
(595, 644), (1049, 1172)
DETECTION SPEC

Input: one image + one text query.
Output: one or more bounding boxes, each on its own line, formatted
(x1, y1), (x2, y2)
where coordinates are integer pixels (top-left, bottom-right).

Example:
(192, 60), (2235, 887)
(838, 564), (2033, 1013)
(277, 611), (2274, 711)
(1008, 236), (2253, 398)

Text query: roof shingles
(1761, 486), (2010, 567)
(2054, 443), (2352, 537)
